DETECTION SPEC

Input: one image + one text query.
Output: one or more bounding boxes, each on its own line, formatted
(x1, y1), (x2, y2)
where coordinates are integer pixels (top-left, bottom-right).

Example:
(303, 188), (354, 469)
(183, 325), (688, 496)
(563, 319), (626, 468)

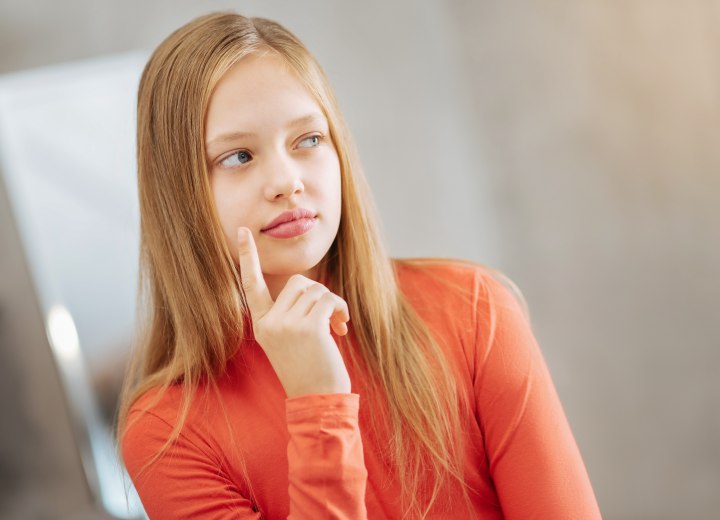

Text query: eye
(219, 150), (253, 168)
(297, 135), (322, 149)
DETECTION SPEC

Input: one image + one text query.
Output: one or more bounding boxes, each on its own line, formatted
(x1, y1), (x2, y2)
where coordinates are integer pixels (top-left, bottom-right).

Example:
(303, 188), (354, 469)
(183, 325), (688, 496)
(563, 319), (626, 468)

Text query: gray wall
(1, 1), (718, 519)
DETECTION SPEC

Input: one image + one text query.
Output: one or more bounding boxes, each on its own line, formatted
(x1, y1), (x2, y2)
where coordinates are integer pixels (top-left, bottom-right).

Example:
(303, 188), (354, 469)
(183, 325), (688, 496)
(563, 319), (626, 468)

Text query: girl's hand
(237, 227), (351, 398)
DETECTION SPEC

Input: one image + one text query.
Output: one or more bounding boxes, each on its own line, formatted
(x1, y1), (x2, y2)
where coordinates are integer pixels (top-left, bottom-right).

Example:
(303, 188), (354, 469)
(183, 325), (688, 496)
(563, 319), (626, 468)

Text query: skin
(205, 52), (351, 397)
(237, 229), (351, 397)
(205, 51), (342, 300)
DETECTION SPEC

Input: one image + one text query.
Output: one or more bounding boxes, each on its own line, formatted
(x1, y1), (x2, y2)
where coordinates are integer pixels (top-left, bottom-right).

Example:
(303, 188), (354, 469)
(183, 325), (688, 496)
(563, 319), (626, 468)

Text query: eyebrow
(205, 113), (327, 152)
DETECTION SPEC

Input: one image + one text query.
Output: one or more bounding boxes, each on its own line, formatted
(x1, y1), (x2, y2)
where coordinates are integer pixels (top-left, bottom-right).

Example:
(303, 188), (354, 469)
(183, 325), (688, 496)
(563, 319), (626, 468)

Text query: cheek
(211, 179), (252, 239)
(318, 151), (342, 203)
(331, 173), (342, 211)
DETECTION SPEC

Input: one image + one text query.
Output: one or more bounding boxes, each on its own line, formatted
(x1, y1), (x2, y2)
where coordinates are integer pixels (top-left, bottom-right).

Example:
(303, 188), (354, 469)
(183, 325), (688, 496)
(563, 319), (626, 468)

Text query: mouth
(260, 216), (317, 239)
(261, 207), (317, 232)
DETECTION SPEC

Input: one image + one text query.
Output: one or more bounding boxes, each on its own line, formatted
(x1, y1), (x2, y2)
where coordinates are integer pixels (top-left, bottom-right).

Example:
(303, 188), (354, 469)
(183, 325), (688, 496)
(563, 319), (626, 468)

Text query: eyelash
(217, 134), (325, 169)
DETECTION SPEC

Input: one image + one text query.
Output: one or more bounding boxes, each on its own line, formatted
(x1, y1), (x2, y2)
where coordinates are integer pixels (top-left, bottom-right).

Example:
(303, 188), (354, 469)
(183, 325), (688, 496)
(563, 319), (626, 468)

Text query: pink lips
(261, 208), (317, 239)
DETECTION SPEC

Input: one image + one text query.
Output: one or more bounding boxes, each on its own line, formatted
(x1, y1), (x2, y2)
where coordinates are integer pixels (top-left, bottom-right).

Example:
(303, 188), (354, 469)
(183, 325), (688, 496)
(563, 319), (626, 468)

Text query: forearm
(286, 393), (368, 519)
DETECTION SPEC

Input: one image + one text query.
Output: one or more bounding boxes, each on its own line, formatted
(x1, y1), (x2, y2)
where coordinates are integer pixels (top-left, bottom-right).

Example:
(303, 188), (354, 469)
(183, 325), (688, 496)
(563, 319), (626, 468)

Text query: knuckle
(308, 284), (328, 297)
(289, 273), (307, 284)
(320, 291), (335, 301)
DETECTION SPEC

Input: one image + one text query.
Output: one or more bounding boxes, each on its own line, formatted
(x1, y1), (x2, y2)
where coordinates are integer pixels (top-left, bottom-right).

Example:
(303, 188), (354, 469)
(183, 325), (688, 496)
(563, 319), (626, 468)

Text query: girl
(117, 11), (601, 519)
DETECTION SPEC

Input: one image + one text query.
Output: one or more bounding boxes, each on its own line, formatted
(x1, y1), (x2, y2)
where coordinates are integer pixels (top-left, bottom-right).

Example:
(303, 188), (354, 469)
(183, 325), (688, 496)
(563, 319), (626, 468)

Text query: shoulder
(125, 383), (185, 427)
(391, 258), (532, 366)
(120, 382), (221, 468)
(393, 257), (478, 303)
(120, 385), (184, 458)
(392, 257), (527, 317)
(123, 381), (224, 434)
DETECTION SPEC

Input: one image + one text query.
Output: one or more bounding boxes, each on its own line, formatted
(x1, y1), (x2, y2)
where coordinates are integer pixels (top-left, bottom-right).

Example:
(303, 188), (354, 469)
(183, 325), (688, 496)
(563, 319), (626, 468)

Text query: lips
(261, 208), (317, 231)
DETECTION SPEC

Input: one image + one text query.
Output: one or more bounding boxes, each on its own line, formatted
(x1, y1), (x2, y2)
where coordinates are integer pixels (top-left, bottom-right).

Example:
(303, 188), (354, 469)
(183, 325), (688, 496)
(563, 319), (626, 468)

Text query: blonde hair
(117, 11), (524, 518)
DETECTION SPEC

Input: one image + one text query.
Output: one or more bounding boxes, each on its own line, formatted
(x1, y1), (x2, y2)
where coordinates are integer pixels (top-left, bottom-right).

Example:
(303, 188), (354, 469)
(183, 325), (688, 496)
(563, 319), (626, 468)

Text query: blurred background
(0, 1), (717, 519)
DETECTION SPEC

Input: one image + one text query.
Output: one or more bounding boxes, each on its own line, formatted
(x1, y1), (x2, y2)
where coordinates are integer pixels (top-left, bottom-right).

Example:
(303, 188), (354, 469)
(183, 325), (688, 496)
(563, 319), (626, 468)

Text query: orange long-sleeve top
(121, 260), (602, 519)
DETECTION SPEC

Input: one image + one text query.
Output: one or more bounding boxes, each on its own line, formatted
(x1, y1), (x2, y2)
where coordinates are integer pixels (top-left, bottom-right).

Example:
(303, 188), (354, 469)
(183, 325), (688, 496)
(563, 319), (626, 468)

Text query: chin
(260, 254), (324, 278)
(259, 238), (332, 273)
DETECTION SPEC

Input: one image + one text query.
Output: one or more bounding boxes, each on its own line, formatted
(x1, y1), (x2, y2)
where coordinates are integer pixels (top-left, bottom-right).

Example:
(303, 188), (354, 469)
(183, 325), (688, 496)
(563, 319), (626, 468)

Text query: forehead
(205, 52), (325, 142)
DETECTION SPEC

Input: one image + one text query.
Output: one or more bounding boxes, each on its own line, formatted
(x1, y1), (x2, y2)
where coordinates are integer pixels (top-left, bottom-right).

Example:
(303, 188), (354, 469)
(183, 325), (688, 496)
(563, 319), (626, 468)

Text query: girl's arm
(472, 271), (602, 519)
(121, 392), (367, 519)
(122, 227), (369, 518)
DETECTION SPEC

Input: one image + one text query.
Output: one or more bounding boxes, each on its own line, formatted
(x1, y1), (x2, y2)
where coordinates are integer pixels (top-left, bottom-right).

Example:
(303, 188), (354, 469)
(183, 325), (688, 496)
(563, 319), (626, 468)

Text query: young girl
(117, 11), (601, 519)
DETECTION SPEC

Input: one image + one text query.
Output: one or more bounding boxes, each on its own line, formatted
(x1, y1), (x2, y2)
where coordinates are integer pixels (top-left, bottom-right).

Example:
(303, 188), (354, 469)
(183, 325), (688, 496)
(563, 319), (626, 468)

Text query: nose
(263, 152), (305, 201)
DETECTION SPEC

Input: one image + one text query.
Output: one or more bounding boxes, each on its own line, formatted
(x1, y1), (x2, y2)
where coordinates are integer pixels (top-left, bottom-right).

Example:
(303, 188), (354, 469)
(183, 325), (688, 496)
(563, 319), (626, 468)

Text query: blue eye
(298, 135), (321, 148)
(220, 150), (252, 168)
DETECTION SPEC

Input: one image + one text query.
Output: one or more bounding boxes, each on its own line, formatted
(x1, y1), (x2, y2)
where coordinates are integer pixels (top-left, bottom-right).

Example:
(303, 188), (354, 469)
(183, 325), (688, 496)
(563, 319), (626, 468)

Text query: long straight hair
(116, 12), (520, 518)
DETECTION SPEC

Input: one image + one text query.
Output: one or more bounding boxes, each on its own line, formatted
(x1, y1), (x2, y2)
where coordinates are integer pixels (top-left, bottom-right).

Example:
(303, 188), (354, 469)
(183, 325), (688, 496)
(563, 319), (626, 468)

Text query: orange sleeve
(473, 272), (602, 519)
(285, 393), (368, 518)
(121, 393), (367, 519)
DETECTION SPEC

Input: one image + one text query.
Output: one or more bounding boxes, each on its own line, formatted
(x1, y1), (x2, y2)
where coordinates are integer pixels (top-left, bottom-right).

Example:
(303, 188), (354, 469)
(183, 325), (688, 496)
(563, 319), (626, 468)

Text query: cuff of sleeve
(285, 393), (360, 422)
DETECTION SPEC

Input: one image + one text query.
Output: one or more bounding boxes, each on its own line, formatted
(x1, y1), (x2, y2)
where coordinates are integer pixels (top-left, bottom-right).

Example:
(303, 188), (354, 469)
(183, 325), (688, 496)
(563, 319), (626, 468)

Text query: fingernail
(237, 228), (248, 245)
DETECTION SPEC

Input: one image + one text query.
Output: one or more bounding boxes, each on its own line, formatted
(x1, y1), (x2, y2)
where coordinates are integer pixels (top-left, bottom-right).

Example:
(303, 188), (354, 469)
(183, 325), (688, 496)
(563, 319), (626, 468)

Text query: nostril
(266, 175), (304, 200)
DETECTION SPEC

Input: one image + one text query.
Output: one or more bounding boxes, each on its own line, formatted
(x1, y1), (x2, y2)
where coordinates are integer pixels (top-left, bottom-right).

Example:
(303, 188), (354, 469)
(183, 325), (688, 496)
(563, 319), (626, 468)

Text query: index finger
(237, 227), (273, 318)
